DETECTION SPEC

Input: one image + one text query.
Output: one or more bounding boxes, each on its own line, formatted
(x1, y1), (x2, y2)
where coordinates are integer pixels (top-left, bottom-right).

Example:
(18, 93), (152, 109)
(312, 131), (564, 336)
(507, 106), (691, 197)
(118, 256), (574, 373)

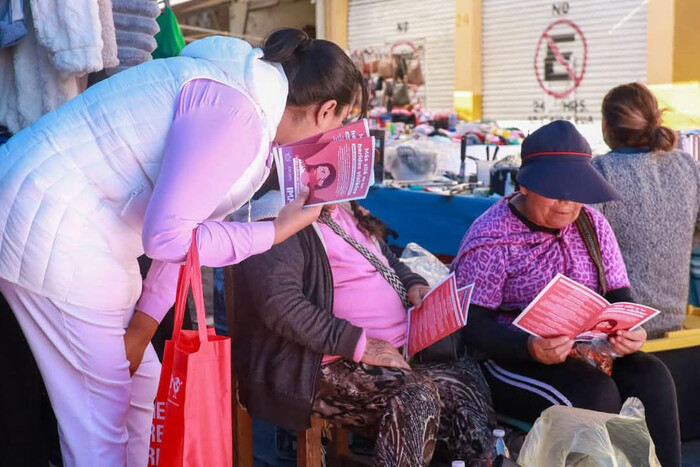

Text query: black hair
(307, 163), (337, 189)
(349, 201), (391, 240)
(261, 28), (368, 118)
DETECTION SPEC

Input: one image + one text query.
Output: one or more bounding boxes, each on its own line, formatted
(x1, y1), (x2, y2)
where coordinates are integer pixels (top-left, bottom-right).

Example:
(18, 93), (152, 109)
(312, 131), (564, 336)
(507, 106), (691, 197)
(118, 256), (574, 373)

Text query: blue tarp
(359, 186), (498, 258)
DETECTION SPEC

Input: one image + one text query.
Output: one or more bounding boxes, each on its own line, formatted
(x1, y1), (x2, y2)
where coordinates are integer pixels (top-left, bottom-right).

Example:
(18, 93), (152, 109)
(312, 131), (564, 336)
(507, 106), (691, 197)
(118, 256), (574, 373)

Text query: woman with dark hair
(230, 191), (494, 465)
(0, 28), (365, 465)
(593, 82), (700, 338)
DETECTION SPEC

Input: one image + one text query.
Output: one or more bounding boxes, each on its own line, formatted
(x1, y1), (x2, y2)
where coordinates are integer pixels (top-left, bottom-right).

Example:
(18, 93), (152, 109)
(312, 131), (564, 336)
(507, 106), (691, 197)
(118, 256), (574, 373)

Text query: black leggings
(482, 352), (681, 467)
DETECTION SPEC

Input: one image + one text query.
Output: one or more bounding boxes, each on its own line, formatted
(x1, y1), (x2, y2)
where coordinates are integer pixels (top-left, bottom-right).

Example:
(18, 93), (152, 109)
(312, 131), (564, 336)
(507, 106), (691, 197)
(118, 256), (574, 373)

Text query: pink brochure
(512, 274), (659, 340)
(275, 136), (375, 207)
(405, 274), (474, 358)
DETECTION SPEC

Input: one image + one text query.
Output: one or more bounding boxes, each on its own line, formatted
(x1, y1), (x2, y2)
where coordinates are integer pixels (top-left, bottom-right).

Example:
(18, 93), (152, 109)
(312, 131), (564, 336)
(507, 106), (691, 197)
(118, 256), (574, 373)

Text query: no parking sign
(534, 19), (588, 99)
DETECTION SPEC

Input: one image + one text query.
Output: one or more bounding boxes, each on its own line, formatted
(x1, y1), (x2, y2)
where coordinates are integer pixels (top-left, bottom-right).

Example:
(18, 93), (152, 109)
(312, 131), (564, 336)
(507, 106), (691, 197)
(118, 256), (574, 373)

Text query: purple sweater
(451, 194), (631, 360)
(136, 79), (275, 322)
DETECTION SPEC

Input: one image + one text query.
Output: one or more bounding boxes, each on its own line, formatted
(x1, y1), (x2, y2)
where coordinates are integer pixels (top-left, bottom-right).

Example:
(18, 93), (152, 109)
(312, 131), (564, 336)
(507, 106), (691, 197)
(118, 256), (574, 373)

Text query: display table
(359, 186), (498, 258)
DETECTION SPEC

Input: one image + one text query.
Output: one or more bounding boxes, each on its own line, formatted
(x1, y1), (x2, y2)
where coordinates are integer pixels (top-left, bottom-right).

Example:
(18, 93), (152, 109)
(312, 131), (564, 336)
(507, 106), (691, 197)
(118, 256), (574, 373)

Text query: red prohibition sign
(534, 19), (588, 98)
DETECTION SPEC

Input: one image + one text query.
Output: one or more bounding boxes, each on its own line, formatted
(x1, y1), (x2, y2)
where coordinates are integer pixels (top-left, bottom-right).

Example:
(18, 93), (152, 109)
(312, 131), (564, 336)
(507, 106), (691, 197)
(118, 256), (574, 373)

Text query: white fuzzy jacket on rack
(30, 0), (118, 74)
(0, 0), (119, 133)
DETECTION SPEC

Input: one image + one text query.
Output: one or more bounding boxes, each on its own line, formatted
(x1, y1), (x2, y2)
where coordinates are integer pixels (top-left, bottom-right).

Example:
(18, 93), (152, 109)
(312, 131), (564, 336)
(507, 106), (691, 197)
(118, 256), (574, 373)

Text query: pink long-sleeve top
(318, 206), (409, 364)
(135, 79), (276, 323)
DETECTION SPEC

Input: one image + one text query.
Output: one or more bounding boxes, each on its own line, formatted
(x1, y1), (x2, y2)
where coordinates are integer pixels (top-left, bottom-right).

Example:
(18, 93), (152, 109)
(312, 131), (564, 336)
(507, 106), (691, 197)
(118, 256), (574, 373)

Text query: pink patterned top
(452, 194), (630, 324)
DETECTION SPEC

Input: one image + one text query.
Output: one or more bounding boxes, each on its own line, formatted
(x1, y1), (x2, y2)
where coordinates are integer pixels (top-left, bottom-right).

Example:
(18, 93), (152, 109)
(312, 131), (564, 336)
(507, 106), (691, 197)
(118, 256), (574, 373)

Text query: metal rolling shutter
(348, 0), (455, 110)
(482, 0), (647, 124)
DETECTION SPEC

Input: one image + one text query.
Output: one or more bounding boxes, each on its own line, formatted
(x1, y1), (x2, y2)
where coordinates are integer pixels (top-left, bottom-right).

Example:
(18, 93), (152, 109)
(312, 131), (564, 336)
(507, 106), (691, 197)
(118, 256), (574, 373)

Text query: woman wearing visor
(453, 120), (681, 466)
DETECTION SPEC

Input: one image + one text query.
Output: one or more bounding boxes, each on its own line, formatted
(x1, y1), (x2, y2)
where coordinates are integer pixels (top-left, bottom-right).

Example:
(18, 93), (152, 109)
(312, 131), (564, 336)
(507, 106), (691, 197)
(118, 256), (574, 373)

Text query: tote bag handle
(172, 229), (209, 346)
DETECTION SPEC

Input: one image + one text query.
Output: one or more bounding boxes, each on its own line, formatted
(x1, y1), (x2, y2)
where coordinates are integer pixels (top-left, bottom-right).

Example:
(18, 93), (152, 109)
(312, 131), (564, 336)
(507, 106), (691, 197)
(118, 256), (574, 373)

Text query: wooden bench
(641, 306), (700, 353)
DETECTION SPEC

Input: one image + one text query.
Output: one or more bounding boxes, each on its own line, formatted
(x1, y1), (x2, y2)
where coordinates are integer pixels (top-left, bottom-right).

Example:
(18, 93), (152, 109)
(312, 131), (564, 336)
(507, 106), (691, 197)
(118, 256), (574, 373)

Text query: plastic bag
(569, 337), (618, 376)
(385, 137), (447, 181)
(518, 397), (660, 467)
(400, 243), (449, 287)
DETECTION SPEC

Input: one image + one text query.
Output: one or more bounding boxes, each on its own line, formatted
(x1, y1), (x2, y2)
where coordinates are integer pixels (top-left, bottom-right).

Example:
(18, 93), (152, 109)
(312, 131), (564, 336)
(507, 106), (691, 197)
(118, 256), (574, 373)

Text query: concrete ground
(252, 419), (700, 466)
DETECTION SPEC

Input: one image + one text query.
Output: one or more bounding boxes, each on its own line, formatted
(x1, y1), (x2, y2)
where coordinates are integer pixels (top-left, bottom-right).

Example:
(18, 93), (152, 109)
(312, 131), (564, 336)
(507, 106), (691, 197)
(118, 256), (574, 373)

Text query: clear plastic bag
(517, 397), (660, 467)
(569, 338), (618, 376)
(399, 242), (449, 287)
(385, 137), (447, 181)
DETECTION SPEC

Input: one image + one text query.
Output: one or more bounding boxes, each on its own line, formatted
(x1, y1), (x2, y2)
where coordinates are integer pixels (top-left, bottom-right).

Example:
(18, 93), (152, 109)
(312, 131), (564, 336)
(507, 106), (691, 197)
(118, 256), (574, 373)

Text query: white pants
(0, 279), (160, 467)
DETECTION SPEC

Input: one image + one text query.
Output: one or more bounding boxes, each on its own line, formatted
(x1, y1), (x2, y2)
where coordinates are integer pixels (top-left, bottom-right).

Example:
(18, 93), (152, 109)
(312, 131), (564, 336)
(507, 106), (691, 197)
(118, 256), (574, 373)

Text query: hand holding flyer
(512, 274), (659, 340)
(405, 273), (474, 358)
(273, 119), (376, 207)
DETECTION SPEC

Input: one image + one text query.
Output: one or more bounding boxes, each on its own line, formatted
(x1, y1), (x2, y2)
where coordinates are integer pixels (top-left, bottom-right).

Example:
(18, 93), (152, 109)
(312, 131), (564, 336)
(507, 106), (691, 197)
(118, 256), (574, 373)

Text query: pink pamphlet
(405, 273), (474, 358)
(273, 119), (375, 206)
(512, 274), (659, 340)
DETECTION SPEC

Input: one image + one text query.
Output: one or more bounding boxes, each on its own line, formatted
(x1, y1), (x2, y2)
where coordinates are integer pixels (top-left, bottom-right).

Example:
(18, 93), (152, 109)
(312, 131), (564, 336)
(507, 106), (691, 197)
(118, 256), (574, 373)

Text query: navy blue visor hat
(516, 120), (622, 204)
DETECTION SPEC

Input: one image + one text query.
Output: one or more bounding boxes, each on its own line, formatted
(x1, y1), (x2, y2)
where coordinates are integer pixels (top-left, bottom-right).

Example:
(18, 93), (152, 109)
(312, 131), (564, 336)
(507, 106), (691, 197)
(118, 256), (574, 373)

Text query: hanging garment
(29, 0), (115, 74)
(0, 0), (26, 47)
(0, 0), (119, 132)
(106, 0), (160, 75)
(152, 5), (184, 59)
(0, 5), (87, 133)
(97, 0), (120, 69)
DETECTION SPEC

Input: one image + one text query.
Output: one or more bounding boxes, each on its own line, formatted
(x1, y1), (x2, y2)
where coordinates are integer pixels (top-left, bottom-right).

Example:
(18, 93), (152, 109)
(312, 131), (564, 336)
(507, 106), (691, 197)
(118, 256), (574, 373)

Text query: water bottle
(503, 172), (515, 195)
(448, 112), (458, 132)
(493, 428), (510, 459)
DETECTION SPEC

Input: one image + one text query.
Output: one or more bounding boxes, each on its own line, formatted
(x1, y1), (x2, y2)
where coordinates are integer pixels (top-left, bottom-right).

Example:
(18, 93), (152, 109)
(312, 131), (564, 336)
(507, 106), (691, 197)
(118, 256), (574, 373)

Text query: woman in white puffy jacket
(0, 28), (366, 466)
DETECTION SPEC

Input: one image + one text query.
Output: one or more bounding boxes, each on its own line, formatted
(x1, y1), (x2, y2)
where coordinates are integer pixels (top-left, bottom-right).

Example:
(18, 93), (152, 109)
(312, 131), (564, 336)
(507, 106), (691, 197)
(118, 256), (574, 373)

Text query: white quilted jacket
(0, 36), (288, 311)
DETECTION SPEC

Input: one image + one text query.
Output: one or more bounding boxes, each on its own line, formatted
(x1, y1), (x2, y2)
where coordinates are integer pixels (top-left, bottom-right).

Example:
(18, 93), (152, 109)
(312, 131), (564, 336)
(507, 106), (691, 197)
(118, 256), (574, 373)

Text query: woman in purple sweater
(453, 120), (681, 466)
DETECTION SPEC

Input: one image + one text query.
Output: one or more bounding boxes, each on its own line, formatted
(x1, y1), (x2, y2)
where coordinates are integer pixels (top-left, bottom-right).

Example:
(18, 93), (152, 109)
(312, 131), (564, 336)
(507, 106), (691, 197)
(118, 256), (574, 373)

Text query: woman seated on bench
(231, 192), (494, 466)
(452, 121), (681, 467)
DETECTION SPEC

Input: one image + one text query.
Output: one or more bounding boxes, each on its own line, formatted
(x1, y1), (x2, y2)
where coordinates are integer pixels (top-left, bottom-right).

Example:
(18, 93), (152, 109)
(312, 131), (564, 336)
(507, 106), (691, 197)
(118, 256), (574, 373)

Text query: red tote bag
(149, 231), (232, 466)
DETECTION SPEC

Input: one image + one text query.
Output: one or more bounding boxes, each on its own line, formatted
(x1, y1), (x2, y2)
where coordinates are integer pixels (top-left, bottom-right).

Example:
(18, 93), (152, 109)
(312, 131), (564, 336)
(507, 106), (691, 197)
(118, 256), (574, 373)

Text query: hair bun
(294, 36), (313, 55)
(261, 28), (312, 64)
(602, 82), (676, 153)
(649, 125), (678, 152)
(259, 27), (368, 119)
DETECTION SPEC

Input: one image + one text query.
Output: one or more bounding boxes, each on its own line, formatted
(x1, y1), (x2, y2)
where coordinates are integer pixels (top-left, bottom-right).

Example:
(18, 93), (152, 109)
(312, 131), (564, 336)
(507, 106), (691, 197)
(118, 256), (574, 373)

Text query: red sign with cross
(534, 19), (588, 98)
